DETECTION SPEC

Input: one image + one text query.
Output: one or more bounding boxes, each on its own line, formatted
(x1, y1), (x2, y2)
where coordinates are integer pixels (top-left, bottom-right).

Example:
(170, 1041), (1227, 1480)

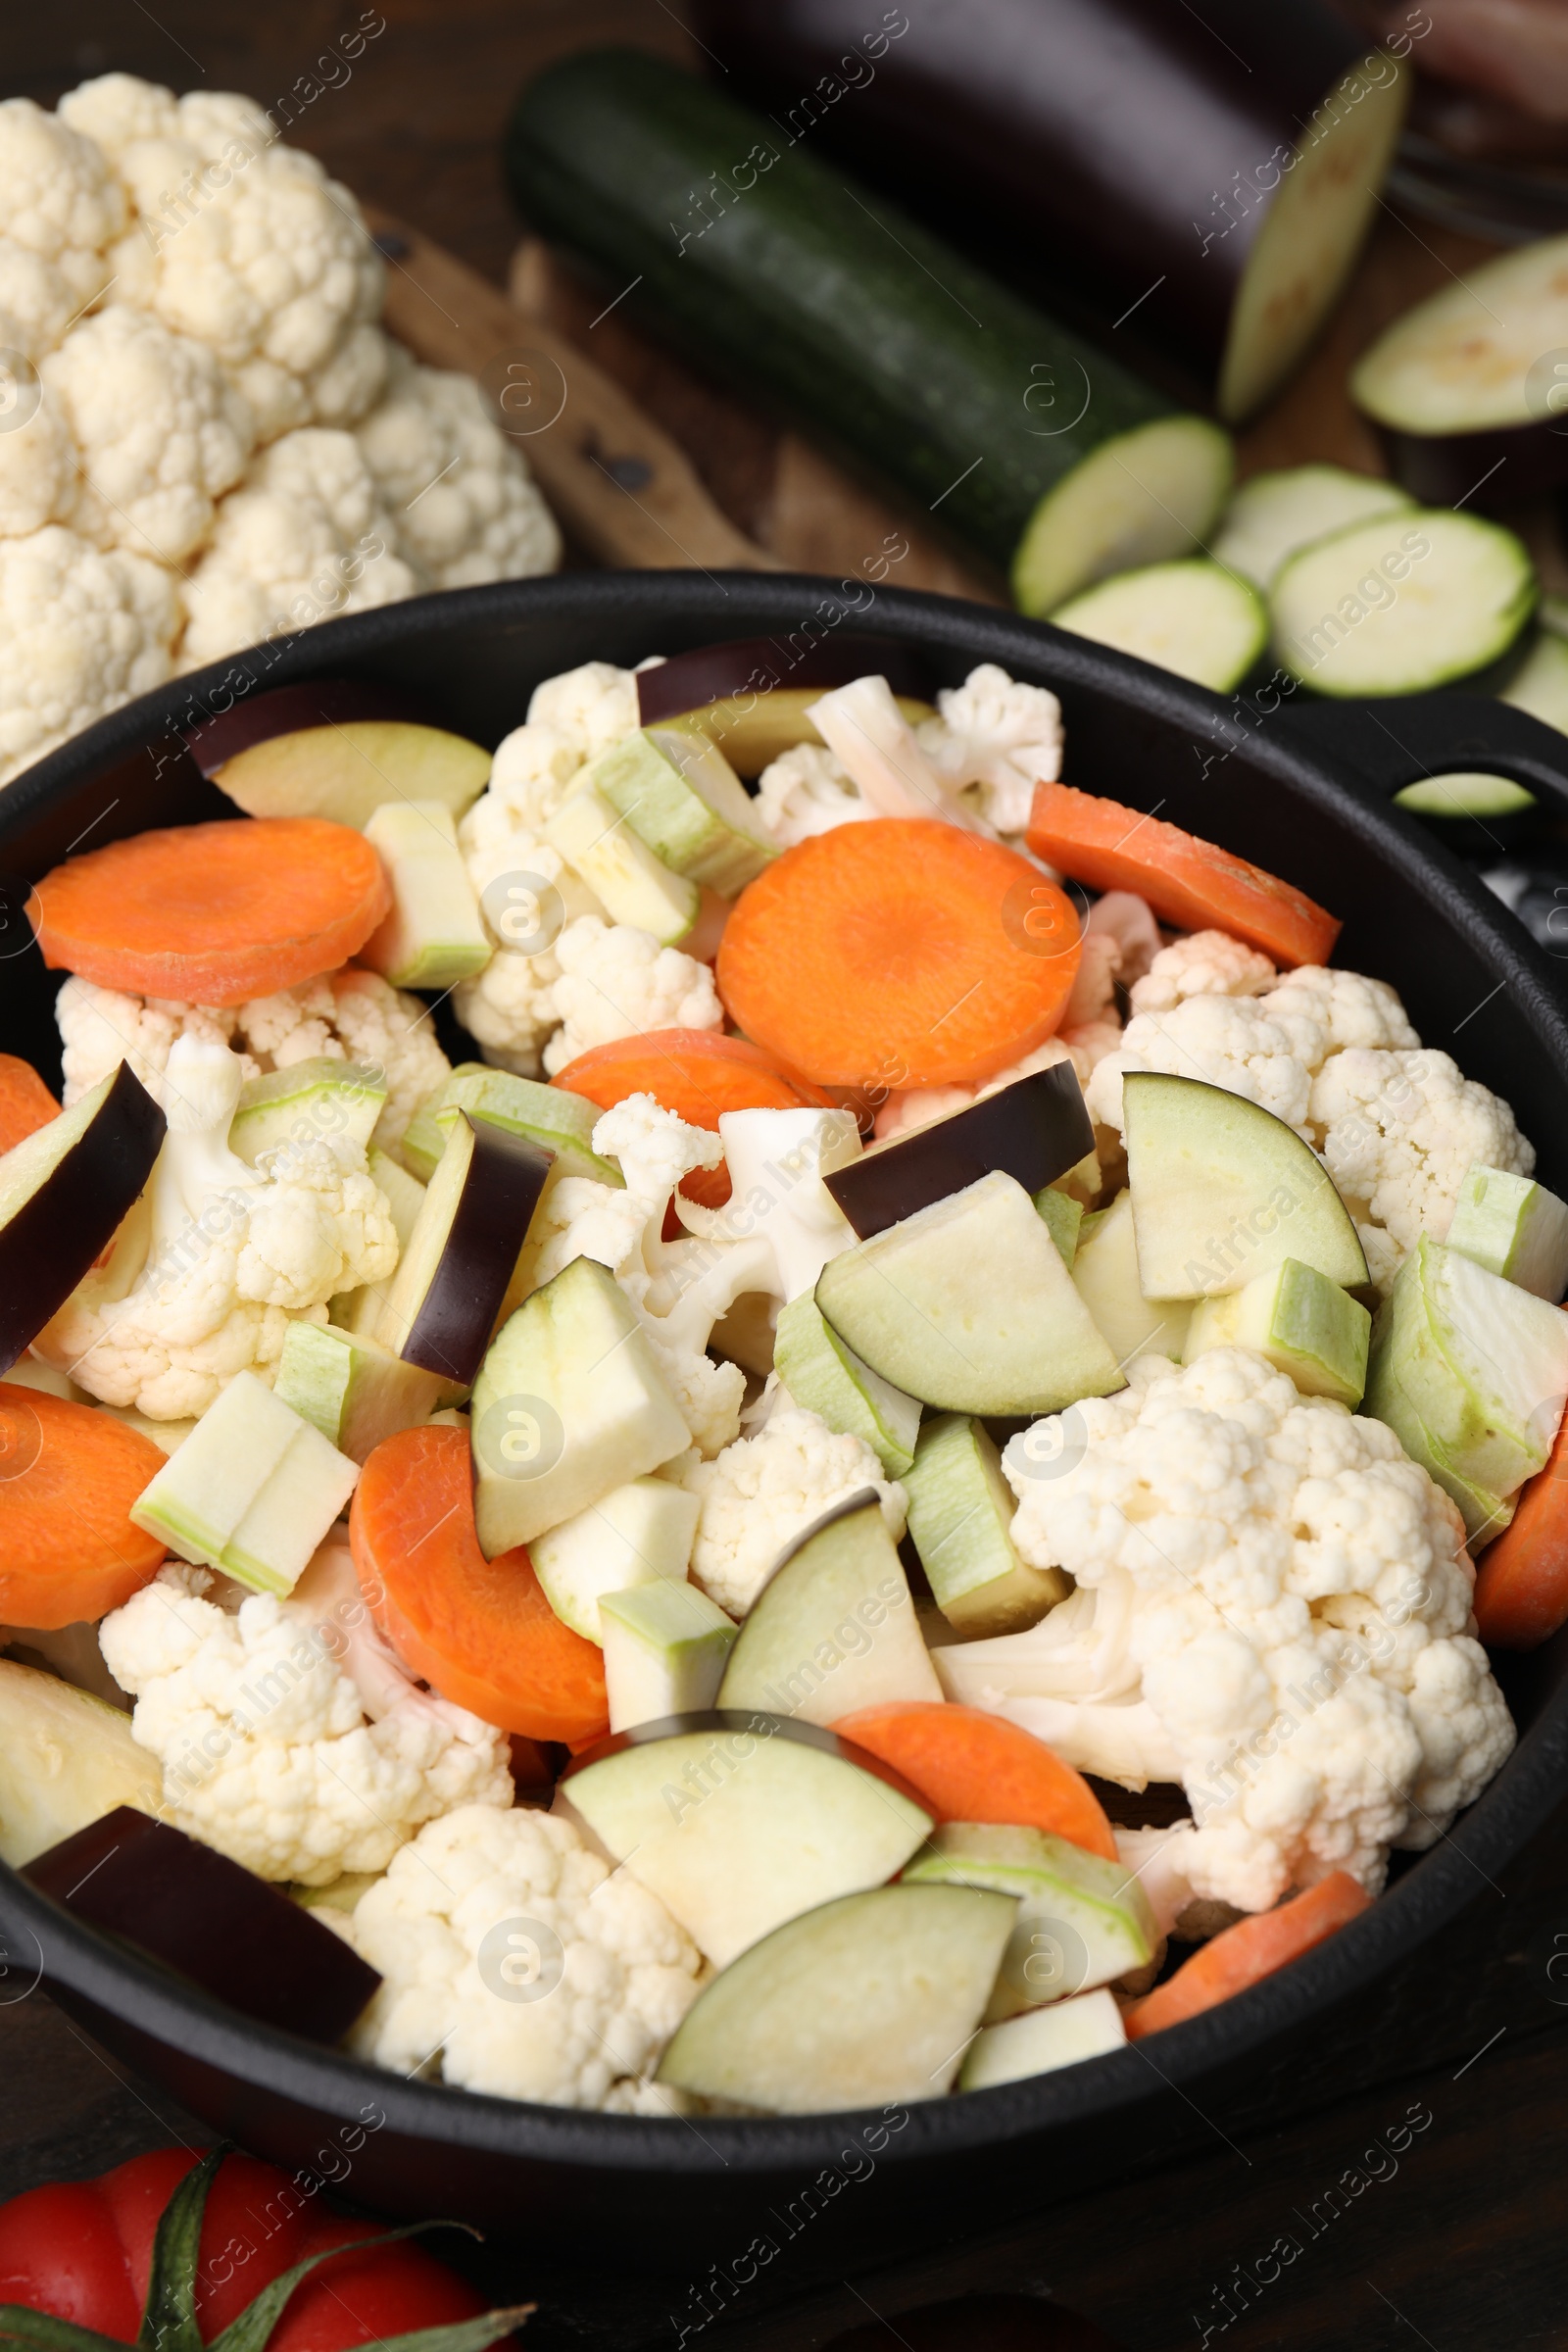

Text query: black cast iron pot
(3, 573), (1568, 2290)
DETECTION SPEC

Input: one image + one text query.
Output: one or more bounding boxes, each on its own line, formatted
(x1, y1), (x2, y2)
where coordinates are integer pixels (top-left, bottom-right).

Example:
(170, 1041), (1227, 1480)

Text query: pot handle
(1272, 692), (1568, 815)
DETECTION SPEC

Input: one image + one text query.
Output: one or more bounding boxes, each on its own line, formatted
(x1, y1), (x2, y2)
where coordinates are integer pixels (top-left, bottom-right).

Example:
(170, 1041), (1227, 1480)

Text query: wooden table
(6, 6), (1568, 2344)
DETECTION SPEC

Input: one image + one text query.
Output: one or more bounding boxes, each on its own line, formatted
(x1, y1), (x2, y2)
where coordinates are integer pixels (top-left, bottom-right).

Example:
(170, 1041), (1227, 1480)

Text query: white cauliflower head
(41, 306), (255, 564)
(917, 662), (1063, 835)
(341, 1804), (705, 2107)
(99, 1567), (513, 1885)
(525, 659), (641, 761)
(355, 346), (560, 589)
(178, 426), (415, 669)
(755, 742), (870, 847)
(665, 1404), (907, 1619)
(0, 525), (177, 786)
(1130, 929), (1279, 1013)
(0, 97), (124, 309)
(452, 828), (605, 1078)
(541, 914), (723, 1078)
(936, 1348), (1514, 1915)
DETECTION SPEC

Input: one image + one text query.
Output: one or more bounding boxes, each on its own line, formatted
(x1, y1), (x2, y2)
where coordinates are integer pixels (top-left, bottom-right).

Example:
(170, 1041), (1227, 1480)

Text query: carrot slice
(28, 817), (391, 1007)
(552, 1028), (832, 1207)
(716, 819), (1083, 1090)
(1473, 1411), (1568, 1648)
(1124, 1872), (1371, 2039)
(0, 1054), (58, 1154)
(831, 1700), (1116, 1861)
(1026, 781), (1340, 967)
(350, 1423), (608, 1744)
(0, 1386), (167, 1628)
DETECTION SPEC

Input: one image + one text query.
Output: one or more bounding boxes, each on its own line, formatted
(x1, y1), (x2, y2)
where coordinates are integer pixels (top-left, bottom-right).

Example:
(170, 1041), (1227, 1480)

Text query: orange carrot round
(1473, 1414), (1568, 1648)
(1124, 1871), (1371, 2039)
(0, 1386), (167, 1628)
(350, 1423), (608, 1744)
(1026, 780), (1340, 968)
(28, 818), (391, 1007)
(831, 1700), (1116, 1861)
(0, 1054), (58, 1155)
(717, 820), (1083, 1091)
(553, 1028), (832, 1206)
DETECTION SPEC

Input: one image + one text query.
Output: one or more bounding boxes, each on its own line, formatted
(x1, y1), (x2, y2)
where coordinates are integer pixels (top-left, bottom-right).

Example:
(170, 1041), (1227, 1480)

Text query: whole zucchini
(506, 49), (1231, 614)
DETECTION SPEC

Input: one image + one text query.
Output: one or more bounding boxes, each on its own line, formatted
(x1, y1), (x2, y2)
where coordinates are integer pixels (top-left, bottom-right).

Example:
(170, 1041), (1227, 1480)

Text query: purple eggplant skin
(181, 678), (440, 776)
(1376, 418), (1568, 512)
(0, 1060), (165, 1377)
(24, 1806), (382, 2043)
(825, 1062), (1095, 1241)
(694, 0), (1373, 404)
(402, 1113), (555, 1389)
(638, 634), (933, 726)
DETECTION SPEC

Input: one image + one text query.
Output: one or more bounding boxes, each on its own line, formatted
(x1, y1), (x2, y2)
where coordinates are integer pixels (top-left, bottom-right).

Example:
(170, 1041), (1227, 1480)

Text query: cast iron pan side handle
(1272, 694), (1568, 815)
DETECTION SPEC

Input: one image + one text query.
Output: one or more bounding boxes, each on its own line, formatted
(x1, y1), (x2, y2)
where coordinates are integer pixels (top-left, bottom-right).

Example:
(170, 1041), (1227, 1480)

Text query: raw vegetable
(228, 1058), (387, 1167)
(1213, 466), (1415, 590)
(771, 1293), (921, 1479)
(25, 1806), (381, 2043)
(831, 1700), (1117, 1863)
(0, 1656), (160, 1868)
(590, 726), (775, 894)
(131, 1369), (359, 1596)
(0, 1062), (165, 1377)
(959, 1987), (1126, 2088)
(1364, 1235), (1568, 1540)
(544, 782), (700, 945)
(1394, 773), (1538, 820)
(599, 1580), (737, 1731)
(561, 1711), (933, 1966)
(401, 1064), (620, 1187)
(1124, 1071), (1368, 1298)
(814, 1169), (1124, 1416)
(904, 1823), (1156, 2016)
(1036, 1185), (1083, 1266)
(1446, 1164), (1568, 1302)
(1183, 1256), (1370, 1406)
(0, 2145), (526, 2352)
(1051, 561), (1267, 693)
(28, 818), (392, 1006)
(530, 1476), (700, 1642)
(351, 1422), (610, 1743)
(469, 1254), (691, 1555)
(1069, 1189), (1192, 1366)
(825, 1063), (1095, 1240)
(358, 800), (491, 992)
(1124, 1871), (1371, 2037)
(187, 685), (492, 827)
(1272, 511), (1535, 697)
(506, 50), (1233, 614)
(719, 820), (1083, 1092)
(807, 676), (985, 832)
(1502, 631), (1568, 736)
(272, 1321), (455, 1464)
(656, 1883), (1015, 2112)
(551, 1028), (827, 1207)
(1026, 781), (1341, 966)
(638, 633), (934, 773)
(0, 1385), (167, 1627)
(372, 1113), (555, 1388)
(904, 1414), (1069, 1640)
(0, 1055), (58, 1153)
(715, 1491), (943, 1724)
(1473, 1417), (1568, 1649)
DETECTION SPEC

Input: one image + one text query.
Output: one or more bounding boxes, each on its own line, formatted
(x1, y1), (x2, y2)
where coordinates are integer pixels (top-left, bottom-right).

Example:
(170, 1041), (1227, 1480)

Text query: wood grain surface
(4, 6), (1568, 2347)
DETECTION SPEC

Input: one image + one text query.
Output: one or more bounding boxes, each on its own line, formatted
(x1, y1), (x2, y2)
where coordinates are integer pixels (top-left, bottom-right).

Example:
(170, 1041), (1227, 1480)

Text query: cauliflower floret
(178, 426), (416, 668)
(99, 1569), (513, 1884)
(1265, 965), (1421, 1057)
(526, 659), (642, 762)
(452, 828), (605, 1077)
(340, 1804), (705, 2107)
(0, 372), (77, 539)
(460, 723), (585, 849)
(755, 742), (870, 846)
(541, 915), (723, 1078)
(934, 1348), (1516, 1914)
(666, 1404), (907, 1618)
(1130, 929), (1278, 1013)
(0, 97), (125, 310)
(917, 661), (1063, 834)
(1310, 1046), (1534, 1271)
(69, 74), (387, 441)
(355, 345), (560, 588)
(0, 525), (176, 787)
(40, 306), (255, 564)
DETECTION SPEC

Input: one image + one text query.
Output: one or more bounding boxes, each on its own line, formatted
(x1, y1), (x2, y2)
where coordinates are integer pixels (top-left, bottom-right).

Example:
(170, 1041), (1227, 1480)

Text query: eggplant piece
(0, 1062), (165, 1376)
(183, 680), (491, 828)
(638, 634), (936, 772)
(373, 1111), (554, 1388)
(824, 1063), (1094, 1241)
(24, 1806), (381, 2043)
(695, 0), (1409, 423)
